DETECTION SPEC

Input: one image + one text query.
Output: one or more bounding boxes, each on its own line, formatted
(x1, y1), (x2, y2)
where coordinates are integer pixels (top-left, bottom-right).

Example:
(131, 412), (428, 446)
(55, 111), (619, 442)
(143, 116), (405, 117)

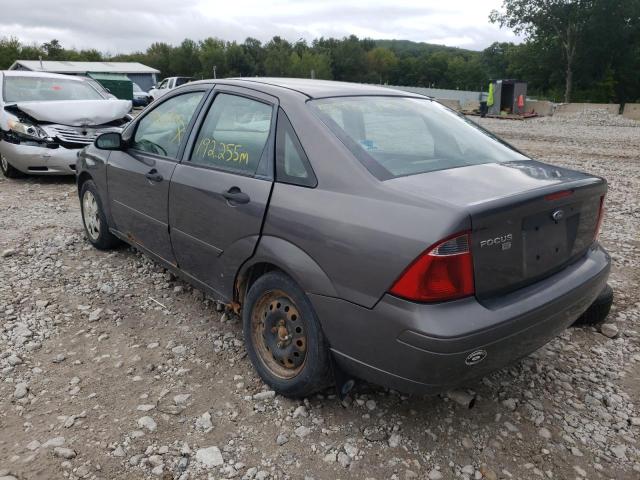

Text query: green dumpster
(87, 72), (133, 100)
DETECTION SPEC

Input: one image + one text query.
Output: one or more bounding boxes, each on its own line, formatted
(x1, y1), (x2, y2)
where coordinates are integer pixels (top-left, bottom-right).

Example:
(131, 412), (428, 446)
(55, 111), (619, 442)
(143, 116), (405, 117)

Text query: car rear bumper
(0, 140), (79, 175)
(311, 244), (610, 395)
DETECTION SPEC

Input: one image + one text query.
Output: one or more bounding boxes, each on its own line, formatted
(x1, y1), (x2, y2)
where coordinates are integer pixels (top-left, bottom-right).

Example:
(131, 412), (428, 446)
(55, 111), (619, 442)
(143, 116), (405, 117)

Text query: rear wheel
(80, 180), (121, 250)
(243, 271), (332, 398)
(0, 152), (24, 178)
(572, 284), (613, 326)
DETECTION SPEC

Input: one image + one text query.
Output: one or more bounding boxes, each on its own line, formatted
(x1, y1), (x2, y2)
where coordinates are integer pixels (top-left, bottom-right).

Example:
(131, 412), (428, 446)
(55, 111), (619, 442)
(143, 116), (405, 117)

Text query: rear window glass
(3, 76), (105, 102)
(310, 96), (528, 180)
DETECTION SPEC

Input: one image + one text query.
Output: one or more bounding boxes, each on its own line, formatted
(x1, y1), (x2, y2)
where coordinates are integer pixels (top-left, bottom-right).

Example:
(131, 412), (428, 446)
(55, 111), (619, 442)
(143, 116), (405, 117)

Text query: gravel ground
(1, 112), (639, 480)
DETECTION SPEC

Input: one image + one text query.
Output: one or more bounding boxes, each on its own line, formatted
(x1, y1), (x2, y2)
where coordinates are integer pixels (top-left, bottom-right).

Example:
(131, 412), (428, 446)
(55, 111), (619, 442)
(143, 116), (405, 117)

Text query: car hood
(14, 99), (131, 126)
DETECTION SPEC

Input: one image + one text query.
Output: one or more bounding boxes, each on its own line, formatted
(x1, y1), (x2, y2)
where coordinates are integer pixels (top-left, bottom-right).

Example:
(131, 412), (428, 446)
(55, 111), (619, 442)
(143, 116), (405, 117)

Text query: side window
(158, 79), (168, 89)
(275, 109), (317, 187)
(132, 91), (204, 159)
(190, 93), (273, 175)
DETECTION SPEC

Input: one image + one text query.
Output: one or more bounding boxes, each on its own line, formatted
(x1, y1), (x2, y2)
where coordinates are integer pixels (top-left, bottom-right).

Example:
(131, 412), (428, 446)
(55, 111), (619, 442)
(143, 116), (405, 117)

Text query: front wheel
(80, 180), (122, 250)
(1, 152), (24, 178)
(243, 271), (332, 398)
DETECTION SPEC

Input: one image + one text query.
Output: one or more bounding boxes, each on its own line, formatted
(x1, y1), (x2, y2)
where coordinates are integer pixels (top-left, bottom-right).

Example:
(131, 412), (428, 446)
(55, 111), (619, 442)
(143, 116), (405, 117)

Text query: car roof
(1, 70), (89, 82)
(189, 77), (428, 100)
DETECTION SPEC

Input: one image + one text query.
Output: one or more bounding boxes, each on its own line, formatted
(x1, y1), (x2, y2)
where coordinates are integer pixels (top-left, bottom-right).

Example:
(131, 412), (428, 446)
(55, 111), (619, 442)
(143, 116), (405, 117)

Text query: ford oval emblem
(465, 350), (487, 366)
(551, 209), (565, 222)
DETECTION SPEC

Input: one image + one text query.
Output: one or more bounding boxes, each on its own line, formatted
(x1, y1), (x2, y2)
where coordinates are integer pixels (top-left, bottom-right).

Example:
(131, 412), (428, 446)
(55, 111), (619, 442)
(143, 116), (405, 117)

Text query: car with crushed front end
(75, 78), (612, 398)
(0, 71), (132, 177)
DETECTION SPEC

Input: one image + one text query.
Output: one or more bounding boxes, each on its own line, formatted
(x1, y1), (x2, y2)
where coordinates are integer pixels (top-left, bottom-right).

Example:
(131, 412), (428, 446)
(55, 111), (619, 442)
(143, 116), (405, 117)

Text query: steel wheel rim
(82, 191), (101, 241)
(251, 289), (307, 379)
(1, 154), (8, 172)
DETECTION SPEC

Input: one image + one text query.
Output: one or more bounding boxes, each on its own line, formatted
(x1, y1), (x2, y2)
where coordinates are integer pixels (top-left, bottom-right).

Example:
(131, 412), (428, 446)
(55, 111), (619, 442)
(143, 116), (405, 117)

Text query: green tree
(331, 35), (367, 82)
(144, 42), (175, 78)
(42, 39), (63, 59)
(242, 37), (265, 76)
(199, 38), (226, 78)
(226, 41), (251, 77)
(288, 51), (332, 79)
(366, 47), (398, 84)
(264, 36), (292, 76)
(490, 0), (593, 102)
(0, 37), (22, 69)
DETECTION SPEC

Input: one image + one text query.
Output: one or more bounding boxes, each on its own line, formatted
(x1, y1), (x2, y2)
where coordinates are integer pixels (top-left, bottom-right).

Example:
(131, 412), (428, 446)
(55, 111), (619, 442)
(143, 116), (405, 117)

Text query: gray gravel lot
(0, 111), (639, 480)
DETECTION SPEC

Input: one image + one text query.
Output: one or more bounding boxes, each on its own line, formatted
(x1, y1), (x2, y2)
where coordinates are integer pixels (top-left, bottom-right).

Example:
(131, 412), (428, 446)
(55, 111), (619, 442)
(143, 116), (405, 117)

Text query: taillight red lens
(594, 195), (605, 240)
(390, 232), (475, 302)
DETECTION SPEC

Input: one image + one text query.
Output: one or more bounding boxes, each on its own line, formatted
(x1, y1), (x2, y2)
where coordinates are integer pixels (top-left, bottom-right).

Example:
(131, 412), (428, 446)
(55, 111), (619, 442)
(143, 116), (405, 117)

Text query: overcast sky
(2, 0), (521, 54)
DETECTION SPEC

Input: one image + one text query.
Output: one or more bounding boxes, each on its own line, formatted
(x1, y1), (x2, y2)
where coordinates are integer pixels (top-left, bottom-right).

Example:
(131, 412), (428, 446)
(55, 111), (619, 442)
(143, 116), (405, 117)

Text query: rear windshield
(3, 76), (105, 102)
(310, 96), (528, 179)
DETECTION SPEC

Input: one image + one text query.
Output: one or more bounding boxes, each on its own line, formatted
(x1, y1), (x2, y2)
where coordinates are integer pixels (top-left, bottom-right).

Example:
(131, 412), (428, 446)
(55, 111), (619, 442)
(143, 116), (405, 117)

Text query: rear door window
(131, 91), (204, 159)
(189, 93), (273, 176)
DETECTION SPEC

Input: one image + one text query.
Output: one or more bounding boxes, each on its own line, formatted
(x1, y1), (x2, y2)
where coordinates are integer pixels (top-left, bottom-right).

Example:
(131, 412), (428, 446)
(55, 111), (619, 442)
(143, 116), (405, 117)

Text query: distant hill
(374, 39), (481, 58)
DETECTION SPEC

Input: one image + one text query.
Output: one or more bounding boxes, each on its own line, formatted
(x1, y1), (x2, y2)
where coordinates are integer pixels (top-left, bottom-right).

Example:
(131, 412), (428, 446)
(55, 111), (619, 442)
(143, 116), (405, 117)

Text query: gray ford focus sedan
(76, 78), (611, 398)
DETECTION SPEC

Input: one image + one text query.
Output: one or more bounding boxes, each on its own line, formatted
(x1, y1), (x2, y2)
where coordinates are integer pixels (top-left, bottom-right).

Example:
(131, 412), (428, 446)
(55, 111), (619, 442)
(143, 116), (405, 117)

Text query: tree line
(0, 0), (638, 104)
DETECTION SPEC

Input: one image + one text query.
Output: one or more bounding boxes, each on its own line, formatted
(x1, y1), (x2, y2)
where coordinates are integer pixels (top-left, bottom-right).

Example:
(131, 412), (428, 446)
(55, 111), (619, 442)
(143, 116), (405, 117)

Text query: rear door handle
(145, 169), (163, 182)
(222, 187), (250, 205)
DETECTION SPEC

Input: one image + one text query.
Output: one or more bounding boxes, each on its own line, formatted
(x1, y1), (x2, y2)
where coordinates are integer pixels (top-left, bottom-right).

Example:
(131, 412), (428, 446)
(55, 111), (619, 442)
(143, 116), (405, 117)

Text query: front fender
(238, 235), (338, 299)
(76, 146), (112, 223)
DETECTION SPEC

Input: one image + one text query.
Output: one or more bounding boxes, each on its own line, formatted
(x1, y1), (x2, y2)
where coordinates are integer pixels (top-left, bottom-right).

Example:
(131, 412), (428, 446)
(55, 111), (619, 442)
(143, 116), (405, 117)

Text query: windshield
(133, 83), (143, 92)
(3, 76), (105, 102)
(310, 96), (528, 180)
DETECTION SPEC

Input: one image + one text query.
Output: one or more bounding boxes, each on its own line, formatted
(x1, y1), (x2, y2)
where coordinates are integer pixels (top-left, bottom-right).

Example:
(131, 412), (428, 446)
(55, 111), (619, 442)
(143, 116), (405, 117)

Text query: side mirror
(95, 132), (124, 150)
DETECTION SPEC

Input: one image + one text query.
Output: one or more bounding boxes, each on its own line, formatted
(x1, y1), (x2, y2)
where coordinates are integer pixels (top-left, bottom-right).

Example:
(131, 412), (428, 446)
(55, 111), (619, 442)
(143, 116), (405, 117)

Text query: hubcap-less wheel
(82, 190), (101, 241)
(251, 290), (307, 379)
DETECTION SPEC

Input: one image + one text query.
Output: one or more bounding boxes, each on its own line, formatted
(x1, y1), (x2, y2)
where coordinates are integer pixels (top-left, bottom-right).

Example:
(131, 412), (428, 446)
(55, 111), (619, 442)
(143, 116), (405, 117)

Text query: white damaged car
(0, 71), (132, 177)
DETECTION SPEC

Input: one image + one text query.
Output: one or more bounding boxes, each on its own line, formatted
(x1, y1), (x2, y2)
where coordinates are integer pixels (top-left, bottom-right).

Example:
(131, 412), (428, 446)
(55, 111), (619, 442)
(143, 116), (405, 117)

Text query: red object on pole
(517, 94), (525, 108)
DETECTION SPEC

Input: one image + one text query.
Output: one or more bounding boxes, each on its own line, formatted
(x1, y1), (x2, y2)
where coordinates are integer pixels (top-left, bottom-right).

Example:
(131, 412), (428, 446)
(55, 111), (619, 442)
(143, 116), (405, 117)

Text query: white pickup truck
(148, 77), (193, 101)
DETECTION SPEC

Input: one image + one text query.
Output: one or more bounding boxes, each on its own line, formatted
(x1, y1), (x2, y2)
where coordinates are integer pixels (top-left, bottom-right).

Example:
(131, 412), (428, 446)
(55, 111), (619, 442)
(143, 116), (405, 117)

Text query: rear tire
(243, 271), (332, 398)
(80, 180), (122, 250)
(572, 284), (613, 326)
(1, 152), (25, 178)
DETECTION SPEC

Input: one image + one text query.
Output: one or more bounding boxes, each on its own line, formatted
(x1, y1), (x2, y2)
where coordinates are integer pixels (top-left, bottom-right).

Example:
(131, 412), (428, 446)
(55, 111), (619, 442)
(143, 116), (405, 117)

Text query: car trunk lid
(384, 160), (606, 301)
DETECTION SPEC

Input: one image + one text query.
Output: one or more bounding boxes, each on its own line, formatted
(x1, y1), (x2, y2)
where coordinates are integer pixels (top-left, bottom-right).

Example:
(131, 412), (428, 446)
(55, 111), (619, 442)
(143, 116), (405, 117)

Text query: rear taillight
(594, 195), (606, 241)
(390, 232), (475, 302)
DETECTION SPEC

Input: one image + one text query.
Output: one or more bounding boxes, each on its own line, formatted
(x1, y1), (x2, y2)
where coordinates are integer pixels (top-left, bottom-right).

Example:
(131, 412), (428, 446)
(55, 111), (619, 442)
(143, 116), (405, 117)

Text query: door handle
(222, 187), (250, 205)
(145, 169), (163, 182)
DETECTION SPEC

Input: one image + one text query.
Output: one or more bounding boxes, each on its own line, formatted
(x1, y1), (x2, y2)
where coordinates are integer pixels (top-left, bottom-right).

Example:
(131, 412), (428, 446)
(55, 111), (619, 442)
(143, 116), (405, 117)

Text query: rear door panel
(169, 168), (273, 295)
(169, 86), (277, 299)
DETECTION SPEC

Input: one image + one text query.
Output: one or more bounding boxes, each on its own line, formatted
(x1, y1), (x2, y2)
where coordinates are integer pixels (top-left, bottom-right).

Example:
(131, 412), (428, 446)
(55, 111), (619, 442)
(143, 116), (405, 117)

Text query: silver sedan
(0, 70), (131, 177)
